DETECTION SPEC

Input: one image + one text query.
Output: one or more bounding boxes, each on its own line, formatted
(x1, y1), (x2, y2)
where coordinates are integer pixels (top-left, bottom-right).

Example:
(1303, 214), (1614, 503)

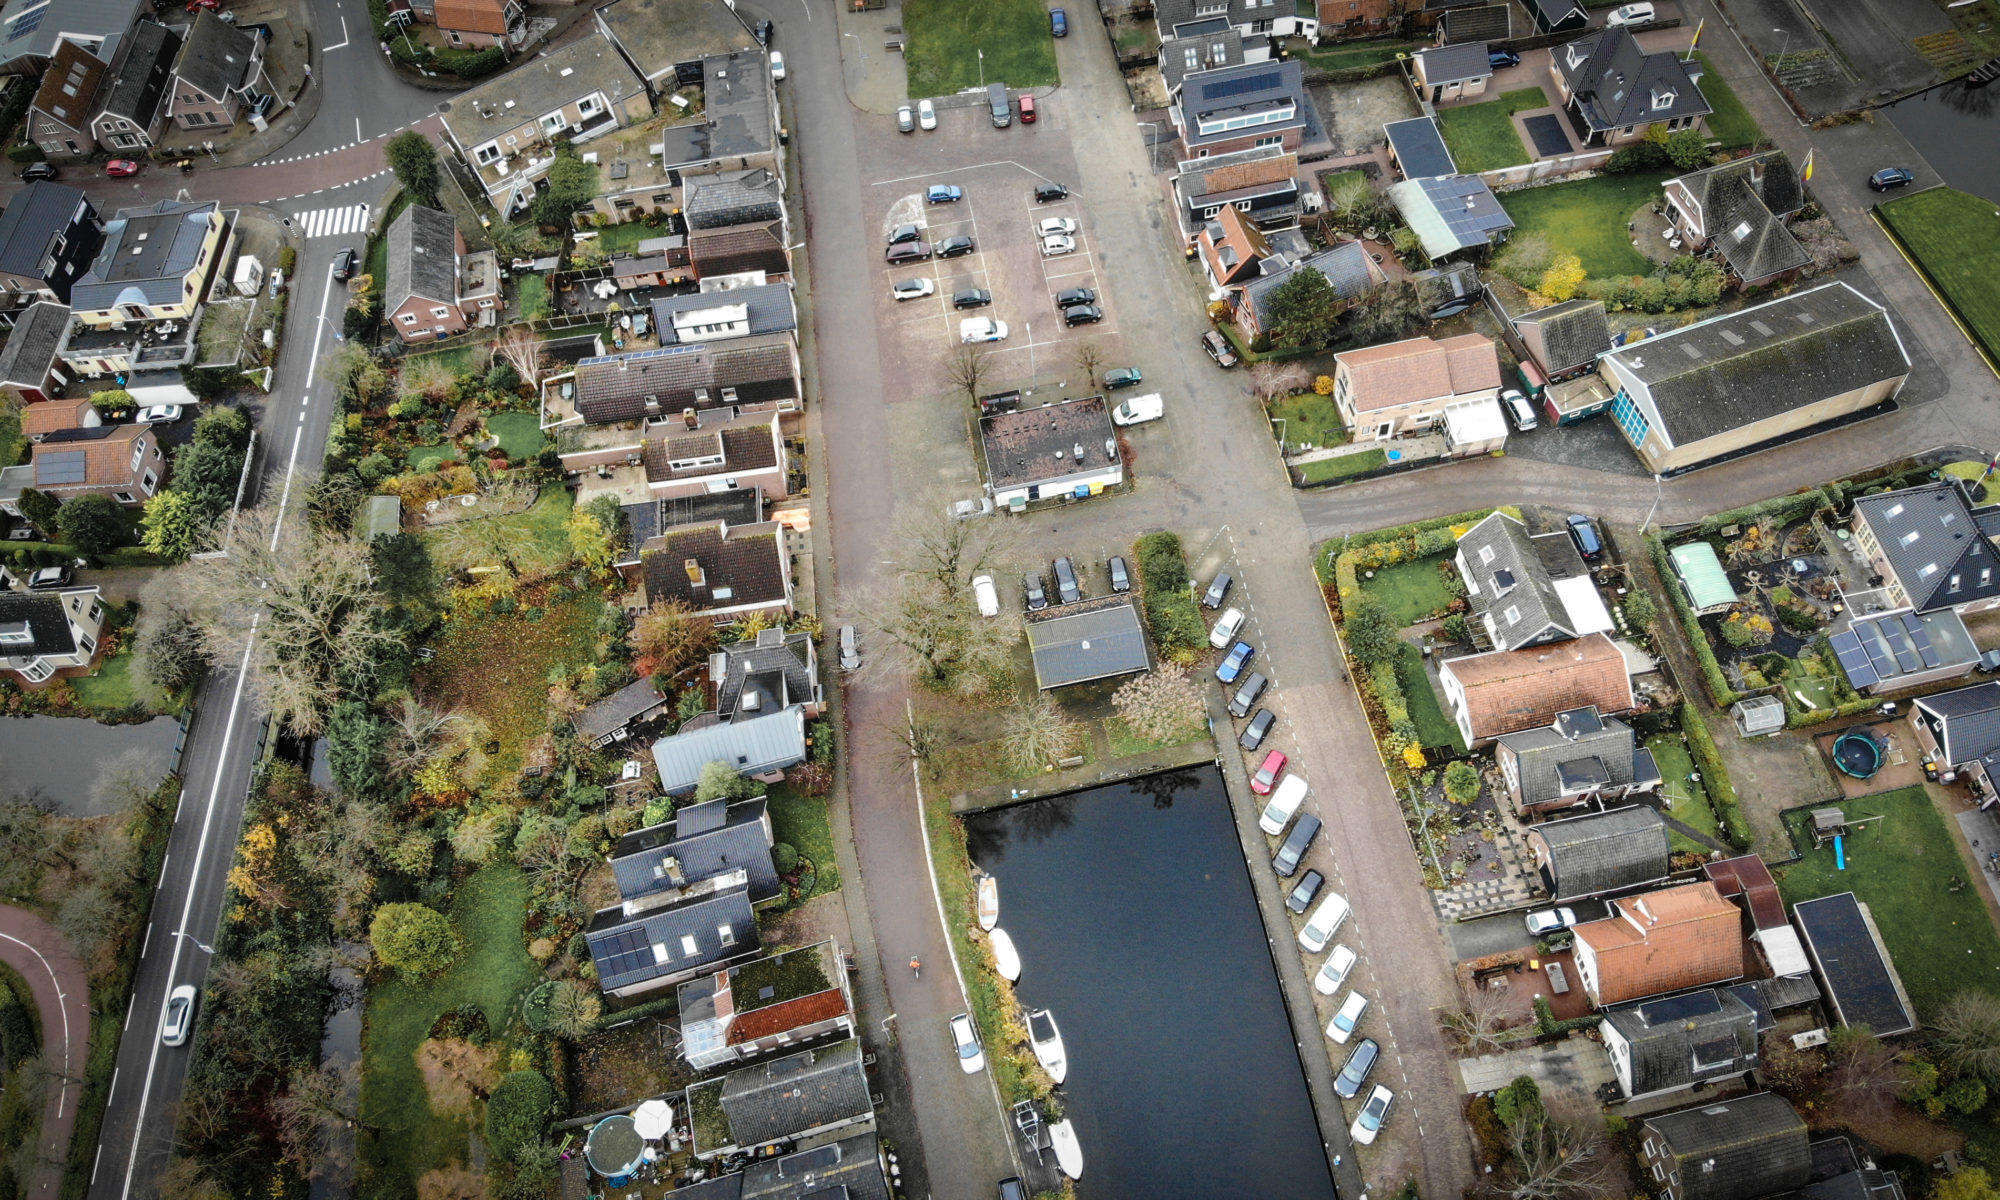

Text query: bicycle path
(0, 907), (91, 1200)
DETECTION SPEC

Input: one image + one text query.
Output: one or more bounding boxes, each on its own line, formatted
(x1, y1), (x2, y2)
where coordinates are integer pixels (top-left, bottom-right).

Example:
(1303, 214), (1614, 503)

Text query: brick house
(1316, 0), (1399, 41)
(1197, 204), (1271, 289)
(167, 12), (268, 131)
(1170, 147), (1301, 242)
(1438, 631), (1633, 745)
(27, 40), (107, 161)
(1527, 805), (1671, 901)
(1551, 26), (1711, 148)
(1638, 1094), (1809, 1200)
(1494, 706), (1661, 817)
(688, 222), (789, 281)
(1331, 333), (1501, 440)
(433, 0), (524, 50)
(0, 586), (107, 685)
(27, 423), (168, 507)
(383, 206), (496, 343)
(638, 518), (793, 621)
(90, 21), (182, 153)
(1571, 882), (1748, 1007)
(1171, 59), (1326, 159)
(1663, 151), (1808, 287)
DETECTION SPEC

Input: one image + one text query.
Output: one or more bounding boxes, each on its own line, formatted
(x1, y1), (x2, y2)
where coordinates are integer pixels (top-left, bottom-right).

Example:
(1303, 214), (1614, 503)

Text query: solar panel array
(1200, 70), (1282, 100)
(1830, 612), (1942, 689)
(1638, 989), (1722, 1024)
(591, 926), (657, 983)
(35, 450), (85, 486)
(579, 344), (701, 369)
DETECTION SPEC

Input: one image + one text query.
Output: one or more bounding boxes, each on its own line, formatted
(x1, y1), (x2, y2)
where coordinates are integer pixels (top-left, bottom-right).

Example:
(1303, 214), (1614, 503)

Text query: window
(578, 95), (603, 117)
(431, 306), (451, 319)
(717, 924), (736, 947)
(399, 313), (418, 325)
(78, 633), (95, 654)
(475, 143), (501, 165)
(540, 111), (566, 134)
(1951, 574), (1962, 592)
(1611, 391), (1650, 444)
(1478, 545), (1495, 565)
(1253, 134), (1283, 148)
(1185, 47), (1200, 71)
(1651, 1165), (1665, 1182)
(21, 660), (50, 683)
(1650, 87), (1676, 109)
(142, 469), (158, 493)
(1503, 605), (1521, 625)
(1202, 205), (1220, 218)
(114, 491), (134, 504)
(680, 935), (698, 956)
(88, 600), (102, 622)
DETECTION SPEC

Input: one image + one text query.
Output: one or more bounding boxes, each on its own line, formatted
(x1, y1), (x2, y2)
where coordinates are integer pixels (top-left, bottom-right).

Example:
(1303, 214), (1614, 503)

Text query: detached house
(608, 797), (781, 908)
(1170, 59), (1328, 160)
(1511, 298), (1613, 387)
(1571, 882), (1748, 1007)
(1664, 151), (1809, 287)
(168, 12), (268, 131)
(382, 206), (500, 343)
(1639, 1093), (1809, 1200)
(27, 40), (107, 161)
(585, 872), (761, 999)
(1439, 632), (1634, 745)
(639, 517), (793, 621)
(650, 706), (808, 796)
(0, 302), (71, 406)
(90, 20), (182, 153)
(432, 0), (524, 51)
(1332, 334), (1501, 441)
(0, 183), (101, 305)
(691, 1039), (874, 1161)
(67, 199), (224, 328)
(24, 423), (167, 507)
(711, 627), (824, 722)
(1495, 706), (1660, 816)
(1237, 242), (1380, 339)
(1848, 481), (2000, 616)
(678, 941), (856, 1071)
(1528, 805), (1671, 902)
(1551, 26), (1711, 147)
(1454, 510), (1614, 651)
(1154, 0), (1317, 44)
(0, 586), (106, 684)
(1603, 988), (1759, 1102)
(1410, 43), (1493, 104)
(1910, 681), (2000, 809)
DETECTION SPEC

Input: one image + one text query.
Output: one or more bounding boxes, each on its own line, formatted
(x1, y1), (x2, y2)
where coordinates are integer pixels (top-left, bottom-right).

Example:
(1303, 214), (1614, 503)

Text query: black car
(1024, 572), (1048, 611)
(978, 389), (1021, 415)
(953, 288), (992, 309)
(1227, 670), (1267, 719)
(1108, 555), (1130, 593)
(332, 247), (357, 280)
(1201, 329), (1240, 368)
(887, 223), (924, 246)
(1287, 869), (1325, 914)
(1272, 813), (1321, 877)
(1034, 182), (1070, 203)
(1202, 571), (1232, 609)
(1055, 286), (1096, 309)
(1052, 556), (1080, 604)
(1566, 513), (1603, 562)
(1061, 304), (1102, 327)
(885, 242), (931, 264)
(999, 1179), (1029, 1200)
(753, 17), (774, 44)
(1334, 1038), (1380, 1100)
(1488, 48), (1521, 68)
(1869, 167), (1915, 191)
(19, 161), (56, 181)
(936, 235), (976, 258)
(1239, 708), (1275, 751)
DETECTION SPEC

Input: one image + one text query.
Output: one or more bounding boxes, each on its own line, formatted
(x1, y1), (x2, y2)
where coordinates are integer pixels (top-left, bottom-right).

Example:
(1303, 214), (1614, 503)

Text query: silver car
(949, 1013), (985, 1074)
(897, 104), (914, 133)
(161, 984), (197, 1047)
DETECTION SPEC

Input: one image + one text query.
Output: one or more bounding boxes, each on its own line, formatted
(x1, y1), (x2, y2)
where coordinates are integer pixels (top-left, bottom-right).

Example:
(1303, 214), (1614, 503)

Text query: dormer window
(1650, 87), (1676, 109)
(1565, 45), (1584, 70)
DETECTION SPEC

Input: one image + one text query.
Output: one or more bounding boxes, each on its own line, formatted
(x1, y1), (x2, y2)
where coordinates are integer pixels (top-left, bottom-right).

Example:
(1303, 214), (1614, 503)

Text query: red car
(1251, 750), (1288, 795)
(105, 160), (141, 178)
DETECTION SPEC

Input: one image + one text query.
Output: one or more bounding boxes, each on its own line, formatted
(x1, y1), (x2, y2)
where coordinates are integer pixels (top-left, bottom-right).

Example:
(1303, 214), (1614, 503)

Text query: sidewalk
(0, 906), (91, 1200)
(834, 0), (910, 114)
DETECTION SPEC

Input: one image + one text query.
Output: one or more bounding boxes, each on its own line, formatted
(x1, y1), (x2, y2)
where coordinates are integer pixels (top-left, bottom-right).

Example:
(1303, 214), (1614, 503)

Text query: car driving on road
(161, 984), (197, 1047)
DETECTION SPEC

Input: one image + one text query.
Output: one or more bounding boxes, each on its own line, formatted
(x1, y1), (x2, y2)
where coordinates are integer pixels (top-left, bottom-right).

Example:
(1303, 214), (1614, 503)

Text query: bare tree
(493, 325), (545, 388)
(943, 342), (994, 401)
(273, 1060), (364, 1178)
(1111, 666), (1206, 744)
(1069, 340), (1107, 385)
(892, 491), (1020, 603)
(415, 1167), (488, 1200)
(1003, 694), (1081, 771)
(1503, 1098), (1616, 1200)
(1440, 979), (1515, 1054)
(1933, 989), (2000, 1089)
(858, 575), (1018, 694)
(1825, 1026), (1901, 1121)
(415, 1037), (501, 1116)
(398, 354), (457, 403)
(1248, 362), (1312, 405)
(154, 1156), (231, 1200)
(449, 806), (515, 864)
(384, 694), (479, 773)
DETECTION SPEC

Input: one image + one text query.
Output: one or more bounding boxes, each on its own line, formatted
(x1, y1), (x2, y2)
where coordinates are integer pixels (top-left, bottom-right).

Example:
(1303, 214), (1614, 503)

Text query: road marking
(91, 1145), (102, 1186)
(325, 14), (350, 50)
(139, 921), (152, 959)
(356, 117), (363, 143)
(297, 203), (370, 239)
(0, 930), (77, 1120)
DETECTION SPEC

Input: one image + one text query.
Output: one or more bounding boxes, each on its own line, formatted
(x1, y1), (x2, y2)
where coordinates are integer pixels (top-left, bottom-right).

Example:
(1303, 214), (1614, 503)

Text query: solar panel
(1885, 624), (1921, 673)
(1903, 613), (1940, 668)
(579, 344), (700, 369)
(35, 449), (84, 486)
(1201, 70), (1282, 99)
(591, 927), (657, 982)
(1638, 990), (1723, 1023)
(1829, 630), (1878, 688)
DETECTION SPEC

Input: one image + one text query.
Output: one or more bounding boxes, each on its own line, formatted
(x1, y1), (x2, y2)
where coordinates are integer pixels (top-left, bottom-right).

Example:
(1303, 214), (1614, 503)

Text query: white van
(1257, 775), (1309, 836)
(973, 574), (999, 617)
(1299, 890), (1350, 952)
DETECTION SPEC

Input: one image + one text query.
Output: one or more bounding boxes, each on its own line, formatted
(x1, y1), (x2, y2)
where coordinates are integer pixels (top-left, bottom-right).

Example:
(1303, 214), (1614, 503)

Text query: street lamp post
(171, 931), (215, 955)
(978, 49), (984, 88)
(1640, 473), (1666, 534)
(1772, 27), (1792, 74)
(1026, 321), (1034, 379)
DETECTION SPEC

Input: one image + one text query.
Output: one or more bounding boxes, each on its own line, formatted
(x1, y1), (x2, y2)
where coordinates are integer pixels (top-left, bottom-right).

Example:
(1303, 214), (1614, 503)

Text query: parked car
(950, 496), (995, 519)
(1605, 2), (1654, 24)
(1239, 708), (1275, 751)
(161, 984), (197, 1047)
(19, 162), (55, 181)
(1350, 1085), (1394, 1145)
(1202, 572), (1233, 609)
(1055, 286), (1096, 309)
(1300, 890), (1350, 952)
(1257, 774), (1307, 835)
(1287, 869), (1324, 914)
(978, 390), (1022, 416)
(1034, 182), (1070, 203)
(897, 104), (915, 133)
(1502, 388), (1538, 431)
(927, 184), (964, 204)
(1227, 671), (1267, 719)
(1041, 234), (1077, 256)
(886, 242), (931, 264)
(1037, 216), (1079, 237)
(1018, 93), (1037, 123)
(949, 1014), (985, 1074)
(1108, 555), (1130, 593)
(1251, 749), (1288, 795)
(987, 81), (1012, 127)
(1327, 990), (1369, 1044)
(26, 566), (72, 590)
(937, 235), (977, 258)
(1209, 606), (1246, 649)
(1111, 392), (1163, 426)
(753, 17), (773, 44)
(105, 159), (142, 177)
(1061, 304), (1103, 326)
(1052, 556), (1080, 604)
(332, 247), (357, 279)
(839, 625), (861, 671)
(1023, 572), (1048, 611)
(892, 278), (936, 301)
(918, 98), (937, 130)
(1333, 1035), (1378, 1096)
(953, 288), (993, 309)
(888, 223), (925, 246)
(1314, 943), (1357, 996)
(1566, 513), (1603, 562)
(1525, 907), (1577, 935)
(1103, 367), (1143, 389)
(1050, 7), (1067, 35)
(1216, 641), (1255, 683)
(1980, 647), (2000, 674)
(1272, 814), (1320, 877)
(1488, 48), (1522, 68)
(769, 50), (785, 79)
(999, 1179), (1029, 1200)
(1869, 167), (1915, 191)
(1201, 329), (1239, 368)
(135, 404), (184, 424)
(974, 574), (1000, 618)
(958, 317), (1008, 343)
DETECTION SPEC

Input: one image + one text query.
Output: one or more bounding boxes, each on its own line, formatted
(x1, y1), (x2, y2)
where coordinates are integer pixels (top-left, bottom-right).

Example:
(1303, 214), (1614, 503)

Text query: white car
(949, 1013), (985, 1074)
(1525, 907), (1577, 935)
(1299, 890), (1349, 953)
(892, 277), (936, 301)
(1208, 606), (1245, 649)
(1110, 392), (1163, 426)
(1314, 944), (1358, 996)
(161, 984), (197, 1047)
(1036, 217), (1078, 237)
(959, 317), (1009, 343)
(1605, 2), (1654, 23)
(973, 574), (1000, 617)
(769, 50), (785, 79)
(1257, 775), (1308, 837)
(135, 404), (183, 423)
(918, 98), (937, 130)
(1041, 234), (1077, 257)
(1350, 1084), (1394, 1145)
(1327, 990), (1369, 1044)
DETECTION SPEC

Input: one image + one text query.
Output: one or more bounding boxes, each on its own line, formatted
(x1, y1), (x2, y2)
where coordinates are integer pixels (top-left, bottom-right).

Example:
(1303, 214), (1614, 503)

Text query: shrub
(773, 842), (800, 874)
(370, 902), (460, 975)
(485, 1070), (553, 1159)
(1343, 601), (1399, 666)
(1681, 702), (1750, 849)
(1623, 590), (1657, 631)
(1441, 614), (1470, 643)
(1443, 761), (1481, 806)
(1133, 532), (1207, 658)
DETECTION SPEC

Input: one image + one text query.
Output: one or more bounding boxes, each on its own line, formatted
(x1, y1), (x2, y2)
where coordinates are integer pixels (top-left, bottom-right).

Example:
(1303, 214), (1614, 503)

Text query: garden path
(0, 906), (89, 1200)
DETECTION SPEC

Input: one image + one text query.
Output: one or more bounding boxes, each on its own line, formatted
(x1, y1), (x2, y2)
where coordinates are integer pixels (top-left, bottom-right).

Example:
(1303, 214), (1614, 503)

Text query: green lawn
(1354, 553), (1456, 626)
(1395, 642), (1464, 752)
(1645, 732), (1725, 854)
(1297, 449), (1386, 485)
(902, 0), (1059, 98)
(1776, 786), (2000, 1022)
(70, 649), (163, 713)
(486, 412), (545, 460)
(403, 344), (485, 378)
(590, 223), (654, 255)
(418, 585), (598, 777)
(1434, 87), (1546, 173)
(1694, 55), (1762, 149)
(1269, 392), (1348, 451)
(1880, 187), (2000, 365)
(360, 865), (541, 1193)
(1501, 171), (1671, 277)
(1105, 715), (1206, 759)
(515, 274), (550, 321)
(766, 785), (841, 900)
(1292, 40), (1418, 70)
(406, 442), (458, 472)
(0, 401), (23, 468)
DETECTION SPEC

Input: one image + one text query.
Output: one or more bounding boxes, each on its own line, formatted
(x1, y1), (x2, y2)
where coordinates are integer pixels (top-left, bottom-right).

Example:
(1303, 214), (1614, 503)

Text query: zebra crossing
(294, 203), (371, 240)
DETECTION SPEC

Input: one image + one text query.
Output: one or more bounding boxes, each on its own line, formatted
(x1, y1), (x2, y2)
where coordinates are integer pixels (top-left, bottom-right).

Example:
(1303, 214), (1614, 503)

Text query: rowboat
(989, 927), (1021, 981)
(976, 874), (999, 931)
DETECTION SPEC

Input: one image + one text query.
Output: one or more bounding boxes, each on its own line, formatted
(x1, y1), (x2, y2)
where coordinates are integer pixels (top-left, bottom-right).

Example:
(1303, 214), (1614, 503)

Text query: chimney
(661, 855), (687, 888)
(685, 558), (706, 589)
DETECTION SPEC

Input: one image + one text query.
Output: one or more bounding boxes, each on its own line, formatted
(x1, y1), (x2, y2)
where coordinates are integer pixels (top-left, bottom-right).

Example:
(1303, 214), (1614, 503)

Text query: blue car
(1488, 49), (1521, 69)
(1217, 641), (1255, 683)
(926, 184), (963, 205)
(1051, 7), (1068, 36)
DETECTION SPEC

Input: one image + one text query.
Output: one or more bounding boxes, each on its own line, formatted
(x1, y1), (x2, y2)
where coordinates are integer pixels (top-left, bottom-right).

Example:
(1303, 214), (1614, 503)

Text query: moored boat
(1049, 1119), (1083, 1180)
(976, 874), (999, 931)
(989, 927), (1022, 981)
(1027, 1007), (1067, 1084)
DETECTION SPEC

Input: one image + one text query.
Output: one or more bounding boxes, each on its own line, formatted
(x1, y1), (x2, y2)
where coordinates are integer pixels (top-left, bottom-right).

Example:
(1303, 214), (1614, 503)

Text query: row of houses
(27, 14), (270, 160)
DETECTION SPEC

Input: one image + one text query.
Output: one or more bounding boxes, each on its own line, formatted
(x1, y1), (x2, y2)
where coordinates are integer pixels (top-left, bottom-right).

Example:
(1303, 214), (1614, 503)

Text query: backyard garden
(1434, 87), (1548, 173)
(1499, 171), (1674, 277)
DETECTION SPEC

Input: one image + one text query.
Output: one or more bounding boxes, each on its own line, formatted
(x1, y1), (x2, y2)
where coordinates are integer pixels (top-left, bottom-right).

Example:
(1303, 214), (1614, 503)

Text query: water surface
(0, 714), (179, 814)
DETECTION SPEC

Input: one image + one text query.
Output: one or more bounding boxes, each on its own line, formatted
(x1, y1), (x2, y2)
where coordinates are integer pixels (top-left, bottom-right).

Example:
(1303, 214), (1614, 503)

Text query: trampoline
(1523, 114), (1571, 157)
(1831, 727), (1885, 779)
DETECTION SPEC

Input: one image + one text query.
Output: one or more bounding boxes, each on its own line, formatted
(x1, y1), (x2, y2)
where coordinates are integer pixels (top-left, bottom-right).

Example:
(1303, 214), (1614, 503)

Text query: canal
(963, 766), (1338, 1200)
(1884, 82), (2000, 203)
(0, 714), (181, 814)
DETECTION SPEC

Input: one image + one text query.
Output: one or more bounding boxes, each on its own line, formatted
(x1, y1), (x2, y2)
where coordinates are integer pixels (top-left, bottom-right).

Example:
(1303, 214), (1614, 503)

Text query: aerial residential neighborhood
(3, 0), (2000, 1197)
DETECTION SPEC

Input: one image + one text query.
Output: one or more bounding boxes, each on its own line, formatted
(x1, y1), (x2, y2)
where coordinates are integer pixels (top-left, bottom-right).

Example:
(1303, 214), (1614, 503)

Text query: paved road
(0, 907), (90, 1200)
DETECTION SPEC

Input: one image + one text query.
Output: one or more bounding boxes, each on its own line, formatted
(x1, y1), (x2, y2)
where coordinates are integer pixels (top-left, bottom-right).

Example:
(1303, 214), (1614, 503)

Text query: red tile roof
(1577, 883), (1748, 1005)
(728, 987), (851, 1045)
(1334, 333), (1500, 412)
(434, 0), (511, 34)
(22, 397), (94, 439)
(1443, 633), (1632, 740)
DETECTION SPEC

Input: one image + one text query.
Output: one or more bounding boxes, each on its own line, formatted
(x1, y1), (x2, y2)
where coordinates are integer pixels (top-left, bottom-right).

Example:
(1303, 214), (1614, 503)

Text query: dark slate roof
(587, 882), (759, 992)
(1676, 151), (1804, 224)
(703, 50), (775, 159)
(1160, 27), (1244, 93)
(739, 1133), (889, 1200)
(31, 41), (106, 135)
(574, 678), (668, 743)
(642, 422), (779, 486)
(713, 628), (817, 720)
(386, 205), (459, 312)
(1602, 283), (1908, 447)
(1025, 600), (1151, 689)
(649, 705), (807, 794)
(1555, 27), (1712, 133)
(652, 284), (797, 344)
(1385, 116), (1456, 179)
(684, 168), (784, 231)
(1536, 805), (1671, 899)
(1852, 482), (2000, 613)
(1416, 42), (1492, 84)
(624, 489), (764, 547)
(1242, 242), (1376, 330)
(0, 592), (79, 658)
(609, 798), (778, 904)
(1498, 708), (1639, 804)
(1440, 4), (1511, 44)
(1179, 60), (1317, 152)
(1915, 680), (2000, 763)
(1604, 988), (1759, 1097)
(574, 336), (797, 423)
(173, 11), (260, 102)
(980, 395), (1120, 491)
(1514, 298), (1612, 375)
(0, 301), (71, 386)
(95, 20), (182, 127)
(1526, 0), (1588, 29)
(1678, 153), (1810, 283)
(1793, 893), (1917, 1036)
(641, 520), (788, 613)
(0, 182), (91, 281)
(718, 1039), (871, 1147)
(71, 200), (218, 311)
(0, 0), (139, 67)
(1413, 262), (1483, 315)
(1643, 1093), (1811, 1200)
(1458, 511), (1581, 648)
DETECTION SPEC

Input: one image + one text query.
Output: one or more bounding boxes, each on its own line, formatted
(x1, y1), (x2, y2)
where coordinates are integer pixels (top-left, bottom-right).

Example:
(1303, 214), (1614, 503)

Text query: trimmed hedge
(1322, 506), (1517, 616)
(1133, 532), (1206, 659)
(1533, 995), (1601, 1037)
(1680, 701), (1751, 850)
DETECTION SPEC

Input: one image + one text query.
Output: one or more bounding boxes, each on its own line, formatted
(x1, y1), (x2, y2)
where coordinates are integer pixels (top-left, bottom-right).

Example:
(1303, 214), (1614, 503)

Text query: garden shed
(1670, 543), (1739, 614)
(1730, 695), (1786, 737)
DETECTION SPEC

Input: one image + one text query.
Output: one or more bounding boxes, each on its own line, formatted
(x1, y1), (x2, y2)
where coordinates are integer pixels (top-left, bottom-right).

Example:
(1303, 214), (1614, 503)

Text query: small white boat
(976, 874), (999, 931)
(1049, 1118), (1083, 1180)
(989, 927), (1022, 982)
(1027, 1008), (1067, 1085)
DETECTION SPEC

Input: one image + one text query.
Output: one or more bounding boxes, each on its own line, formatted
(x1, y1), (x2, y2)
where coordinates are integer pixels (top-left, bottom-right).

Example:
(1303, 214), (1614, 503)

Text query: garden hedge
(1646, 531), (1739, 706)
(1680, 701), (1751, 850)
(1321, 506), (1517, 615)
(1133, 532), (1206, 657)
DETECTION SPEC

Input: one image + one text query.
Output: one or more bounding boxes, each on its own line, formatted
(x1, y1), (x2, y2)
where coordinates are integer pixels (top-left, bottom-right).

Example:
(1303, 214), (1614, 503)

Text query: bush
(1681, 701), (1750, 849)
(773, 842), (799, 874)
(1133, 532), (1207, 658)
(1443, 761), (1481, 806)
(370, 902), (460, 975)
(1343, 601), (1399, 666)
(485, 1070), (553, 1159)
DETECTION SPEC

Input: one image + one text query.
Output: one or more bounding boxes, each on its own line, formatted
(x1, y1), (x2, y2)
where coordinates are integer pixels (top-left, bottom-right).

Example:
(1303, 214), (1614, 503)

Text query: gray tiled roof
(0, 0), (140, 67)
(574, 678), (668, 743)
(70, 199), (217, 311)
(1915, 681), (2000, 763)
(740, 1133), (890, 1200)
(608, 798), (778, 904)
(1416, 42), (1492, 84)
(1852, 482), (2000, 613)
(640, 520), (789, 617)
(719, 1039), (871, 1147)
(1242, 242), (1376, 330)
(1604, 988), (1759, 1097)
(713, 629), (817, 720)
(95, 20), (180, 127)
(0, 592), (79, 658)
(1525, 0), (1587, 29)
(573, 335), (797, 423)
(684, 168), (783, 230)
(1678, 153), (1809, 283)
(1440, 4), (1511, 44)
(1556, 27), (1712, 133)
(1536, 805), (1671, 899)
(1179, 60), (1318, 152)
(0, 182), (92, 282)
(173, 11), (260, 103)
(1160, 28), (1243, 93)
(1603, 283), (1909, 447)
(1514, 299), (1612, 375)
(0, 302), (72, 387)
(1643, 1093), (1811, 1200)
(587, 882), (759, 992)
(652, 284), (796, 343)
(1458, 511), (1581, 649)
(651, 704), (806, 794)
(385, 205), (459, 312)
(1498, 709), (1639, 805)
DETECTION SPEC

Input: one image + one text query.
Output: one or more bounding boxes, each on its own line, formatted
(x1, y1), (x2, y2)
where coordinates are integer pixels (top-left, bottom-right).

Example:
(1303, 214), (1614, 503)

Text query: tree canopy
(55, 493), (125, 555)
(384, 131), (440, 204)
(1263, 266), (1343, 350)
(369, 903), (459, 975)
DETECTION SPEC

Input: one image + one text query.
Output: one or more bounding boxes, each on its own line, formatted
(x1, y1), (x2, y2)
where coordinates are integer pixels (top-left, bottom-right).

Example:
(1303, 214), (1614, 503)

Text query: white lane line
(356, 117), (363, 143)
(325, 14), (349, 50)
(0, 931), (74, 1118)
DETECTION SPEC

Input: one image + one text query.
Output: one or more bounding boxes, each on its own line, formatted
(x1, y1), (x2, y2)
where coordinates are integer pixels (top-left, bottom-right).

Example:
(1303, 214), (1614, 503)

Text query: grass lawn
(403, 344), (485, 378)
(1298, 449), (1387, 485)
(486, 412), (545, 460)
(364, 191), (414, 288)
(0, 401), (22, 467)
(1645, 732), (1725, 854)
(590, 223), (655, 255)
(1105, 715), (1207, 759)
(1776, 786), (2000, 1022)
(766, 785), (841, 900)
(1434, 87), (1545, 173)
(1293, 40), (1417, 70)
(1395, 642), (1465, 752)
(932, 736), (1094, 799)
(417, 586), (600, 777)
(406, 442), (458, 472)
(1353, 553), (1455, 626)
(1879, 187), (2000, 365)
(902, 0), (1058, 98)
(70, 649), (163, 713)
(1694, 55), (1762, 149)
(360, 865), (541, 1193)
(1501, 171), (1670, 277)
(1269, 392), (1348, 450)
(515, 274), (550, 321)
